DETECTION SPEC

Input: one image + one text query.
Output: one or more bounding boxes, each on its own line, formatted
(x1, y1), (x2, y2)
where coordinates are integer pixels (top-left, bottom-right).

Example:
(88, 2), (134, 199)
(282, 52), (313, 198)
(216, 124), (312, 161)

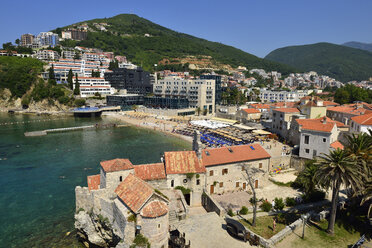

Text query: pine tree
(67, 69), (73, 89)
(73, 73), (80, 95)
(48, 65), (56, 85)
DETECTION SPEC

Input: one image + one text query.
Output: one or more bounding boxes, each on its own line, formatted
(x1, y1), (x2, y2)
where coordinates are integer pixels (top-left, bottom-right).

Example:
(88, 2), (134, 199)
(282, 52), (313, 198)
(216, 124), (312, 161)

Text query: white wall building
(74, 77), (115, 97)
(350, 113), (372, 134)
(259, 89), (310, 103)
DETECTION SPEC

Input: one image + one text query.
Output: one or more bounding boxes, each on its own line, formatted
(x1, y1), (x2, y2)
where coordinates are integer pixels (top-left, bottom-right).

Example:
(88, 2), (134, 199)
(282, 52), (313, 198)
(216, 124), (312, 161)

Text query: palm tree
(315, 149), (363, 234)
(295, 160), (318, 194)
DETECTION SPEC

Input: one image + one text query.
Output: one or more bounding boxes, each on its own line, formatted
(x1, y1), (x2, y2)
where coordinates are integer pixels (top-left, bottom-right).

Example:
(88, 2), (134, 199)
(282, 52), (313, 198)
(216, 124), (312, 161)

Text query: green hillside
(265, 42), (372, 82)
(56, 14), (296, 74)
(342, 41), (372, 52)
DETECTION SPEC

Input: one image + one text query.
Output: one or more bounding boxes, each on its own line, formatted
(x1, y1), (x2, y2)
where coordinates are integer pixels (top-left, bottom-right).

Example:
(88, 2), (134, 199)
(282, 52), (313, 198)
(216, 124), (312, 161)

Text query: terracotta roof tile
(87, 174), (100, 191)
(323, 101), (339, 106)
(273, 108), (300, 113)
(134, 163), (166, 181)
(330, 141), (344, 150)
(202, 144), (271, 167)
(296, 117), (337, 133)
(242, 108), (261, 114)
(249, 103), (271, 109)
(351, 113), (372, 125)
(115, 174), (153, 213)
(327, 106), (372, 115)
(140, 201), (168, 218)
(271, 102), (298, 108)
(164, 151), (206, 174)
(100, 159), (133, 173)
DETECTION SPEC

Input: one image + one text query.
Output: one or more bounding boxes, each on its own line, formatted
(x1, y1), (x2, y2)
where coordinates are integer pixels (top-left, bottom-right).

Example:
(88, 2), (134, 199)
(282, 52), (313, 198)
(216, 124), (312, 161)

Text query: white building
(259, 89), (310, 103)
(36, 50), (59, 61)
(350, 113), (372, 134)
(74, 77), (115, 97)
(154, 76), (215, 114)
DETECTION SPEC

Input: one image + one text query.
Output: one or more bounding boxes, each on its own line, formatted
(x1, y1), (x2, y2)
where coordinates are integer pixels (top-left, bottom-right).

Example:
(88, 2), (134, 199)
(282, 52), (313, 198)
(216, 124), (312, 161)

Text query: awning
(233, 124), (256, 131)
(211, 117), (237, 125)
(252, 130), (272, 135)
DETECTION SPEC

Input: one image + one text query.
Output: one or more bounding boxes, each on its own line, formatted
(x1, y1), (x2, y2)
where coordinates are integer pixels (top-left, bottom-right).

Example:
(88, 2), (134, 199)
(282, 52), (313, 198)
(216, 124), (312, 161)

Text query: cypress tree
(48, 65), (55, 80)
(73, 73), (80, 95)
(67, 69), (73, 89)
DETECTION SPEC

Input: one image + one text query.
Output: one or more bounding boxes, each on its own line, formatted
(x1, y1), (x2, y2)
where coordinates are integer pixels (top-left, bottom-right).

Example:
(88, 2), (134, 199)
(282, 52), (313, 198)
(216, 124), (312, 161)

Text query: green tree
(67, 69), (74, 89)
(73, 73), (80, 95)
(15, 39), (20, 46)
(74, 51), (81, 60)
(315, 149), (363, 234)
(294, 160), (319, 194)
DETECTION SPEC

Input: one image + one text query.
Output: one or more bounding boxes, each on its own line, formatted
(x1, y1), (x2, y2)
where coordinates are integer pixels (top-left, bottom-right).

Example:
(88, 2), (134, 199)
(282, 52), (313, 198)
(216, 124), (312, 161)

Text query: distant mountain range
(265, 42), (372, 82)
(342, 41), (372, 52)
(55, 14), (296, 74)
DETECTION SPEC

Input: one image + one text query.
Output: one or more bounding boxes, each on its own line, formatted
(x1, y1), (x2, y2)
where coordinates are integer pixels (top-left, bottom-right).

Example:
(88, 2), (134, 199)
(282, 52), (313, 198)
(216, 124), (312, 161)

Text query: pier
(24, 123), (127, 137)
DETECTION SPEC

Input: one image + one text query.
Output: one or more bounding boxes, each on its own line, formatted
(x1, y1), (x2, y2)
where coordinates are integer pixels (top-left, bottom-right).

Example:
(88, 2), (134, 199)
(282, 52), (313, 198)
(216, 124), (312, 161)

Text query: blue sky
(1, 0), (371, 57)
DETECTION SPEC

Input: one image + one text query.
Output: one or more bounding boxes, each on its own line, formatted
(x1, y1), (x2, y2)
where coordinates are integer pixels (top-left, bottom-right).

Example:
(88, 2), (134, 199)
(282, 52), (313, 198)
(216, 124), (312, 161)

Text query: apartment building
(327, 105), (372, 125)
(259, 89), (310, 103)
(36, 50), (59, 61)
(154, 76), (215, 113)
(21, 34), (34, 47)
(271, 108), (301, 139)
(350, 113), (372, 134)
(74, 77), (115, 97)
(36, 32), (59, 47)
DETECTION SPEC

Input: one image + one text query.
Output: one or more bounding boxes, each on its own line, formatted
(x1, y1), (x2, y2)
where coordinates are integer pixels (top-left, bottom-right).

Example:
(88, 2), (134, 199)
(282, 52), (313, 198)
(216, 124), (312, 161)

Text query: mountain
(265, 42), (372, 82)
(55, 14), (296, 74)
(342, 41), (372, 53)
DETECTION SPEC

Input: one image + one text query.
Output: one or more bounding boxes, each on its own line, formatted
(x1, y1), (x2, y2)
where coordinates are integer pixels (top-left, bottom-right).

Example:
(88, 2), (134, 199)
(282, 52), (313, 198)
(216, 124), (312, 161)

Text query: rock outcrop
(75, 211), (120, 248)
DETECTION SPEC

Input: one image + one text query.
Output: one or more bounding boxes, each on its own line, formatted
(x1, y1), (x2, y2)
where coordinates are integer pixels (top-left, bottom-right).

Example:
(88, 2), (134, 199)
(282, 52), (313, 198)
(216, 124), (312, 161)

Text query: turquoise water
(0, 113), (190, 247)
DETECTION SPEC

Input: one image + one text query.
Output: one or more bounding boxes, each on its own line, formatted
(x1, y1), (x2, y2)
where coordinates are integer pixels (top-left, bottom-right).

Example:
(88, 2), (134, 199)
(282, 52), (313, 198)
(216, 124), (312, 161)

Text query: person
(273, 218), (276, 232)
(272, 200), (275, 210)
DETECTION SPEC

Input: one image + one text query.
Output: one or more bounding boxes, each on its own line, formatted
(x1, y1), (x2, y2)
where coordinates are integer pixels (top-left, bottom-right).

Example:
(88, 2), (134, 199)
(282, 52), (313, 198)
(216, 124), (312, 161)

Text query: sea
(0, 112), (190, 247)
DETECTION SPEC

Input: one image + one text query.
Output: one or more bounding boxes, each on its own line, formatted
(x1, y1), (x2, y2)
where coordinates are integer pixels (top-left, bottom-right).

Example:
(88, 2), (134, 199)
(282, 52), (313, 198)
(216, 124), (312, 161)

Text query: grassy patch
(269, 178), (293, 187)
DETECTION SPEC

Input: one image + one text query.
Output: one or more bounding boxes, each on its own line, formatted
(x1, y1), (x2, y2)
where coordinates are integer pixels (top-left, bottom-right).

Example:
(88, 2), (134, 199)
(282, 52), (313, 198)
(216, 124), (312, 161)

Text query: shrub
(127, 214), (136, 222)
(186, 173), (195, 179)
(260, 201), (272, 212)
(276, 213), (286, 224)
(21, 97), (30, 108)
(196, 174), (200, 179)
(76, 207), (85, 213)
(285, 197), (296, 207)
(74, 98), (86, 107)
(274, 197), (285, 211)
(175, 186), (191, 195)
(227, 208), (235, 217)
(58, 96), (70, 105)
(239, 206), (249, 215)
(131, 234), (150, 248)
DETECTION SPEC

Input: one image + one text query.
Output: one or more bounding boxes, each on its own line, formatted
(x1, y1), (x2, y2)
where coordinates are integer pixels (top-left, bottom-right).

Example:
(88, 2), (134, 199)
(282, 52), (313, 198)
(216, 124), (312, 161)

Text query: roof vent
(228, 148), (233, 153)
(250, 146), (255, 150)
(205, 151), (210, 156)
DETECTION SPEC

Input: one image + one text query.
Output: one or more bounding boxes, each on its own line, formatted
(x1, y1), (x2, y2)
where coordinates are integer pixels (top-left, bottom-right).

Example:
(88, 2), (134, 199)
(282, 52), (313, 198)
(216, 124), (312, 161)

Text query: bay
(0, 113), (190, 247)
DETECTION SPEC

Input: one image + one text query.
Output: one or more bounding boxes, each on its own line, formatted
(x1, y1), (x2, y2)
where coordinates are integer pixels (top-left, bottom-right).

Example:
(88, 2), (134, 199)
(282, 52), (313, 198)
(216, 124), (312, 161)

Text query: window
(305, 149), (310, 154)
(259, 163), (263, 169)
(171, 180), (174, 187)
(323, 138), (326, 143)
(209, 170), (214, 176)
(196, 179), (200, 185)
(119, 176), (122, 182)
(304, 135), (310, 144)
(313, 150), (317, 157)
(158, 224), (160, 229)
(183, 179), (188, 184)
(219, 182), (223, 187)
(236, 182), (240, 188)
(222, 168), (228, 175)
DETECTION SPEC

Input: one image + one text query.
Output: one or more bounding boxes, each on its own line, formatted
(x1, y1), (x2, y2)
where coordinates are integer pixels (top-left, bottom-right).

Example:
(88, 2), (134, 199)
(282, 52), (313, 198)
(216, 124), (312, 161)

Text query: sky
(1, 0), (371, 57)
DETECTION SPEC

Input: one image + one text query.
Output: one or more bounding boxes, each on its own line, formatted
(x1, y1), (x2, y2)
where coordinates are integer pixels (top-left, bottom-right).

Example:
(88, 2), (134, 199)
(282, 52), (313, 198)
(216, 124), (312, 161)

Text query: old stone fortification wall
(270, 155), (291, 171)
(141, 214), (169, 248)
(75, 186), (93, 212)
(202, 192), (225, 216)
(290, 155), (308, 171)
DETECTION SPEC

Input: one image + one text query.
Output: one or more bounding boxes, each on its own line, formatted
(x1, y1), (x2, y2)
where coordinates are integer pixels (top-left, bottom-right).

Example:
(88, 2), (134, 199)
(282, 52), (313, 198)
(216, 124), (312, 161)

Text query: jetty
(24, 123), (126, 137)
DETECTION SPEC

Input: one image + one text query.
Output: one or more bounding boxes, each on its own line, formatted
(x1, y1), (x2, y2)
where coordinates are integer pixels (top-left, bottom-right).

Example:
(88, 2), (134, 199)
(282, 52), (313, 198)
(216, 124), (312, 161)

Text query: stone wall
(140, 214), (169, 248)
(112, 198), (135, 244)
(105, 169), (134, 191)
(270, 155), (291, 171)
(290, 155), (308, 171)
(75, 186), (93, 212)
(146, 179), (168, 190)
(202, 192), (225, 216)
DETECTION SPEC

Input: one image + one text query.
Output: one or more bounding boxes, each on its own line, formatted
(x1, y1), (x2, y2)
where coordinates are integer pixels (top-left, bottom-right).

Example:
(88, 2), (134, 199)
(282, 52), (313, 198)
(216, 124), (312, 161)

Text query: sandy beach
(104, 112), (193, 143)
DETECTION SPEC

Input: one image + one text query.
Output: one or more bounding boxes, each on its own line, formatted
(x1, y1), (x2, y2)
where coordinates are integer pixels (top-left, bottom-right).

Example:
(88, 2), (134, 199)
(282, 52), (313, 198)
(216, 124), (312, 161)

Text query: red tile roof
(100, 159), (133, 173)
(323, 101), (339, 107)
(273, 108), (300, 113)
(296, 117), (337, 133)
(271, 102), (298, 108)
(351, 113), (372, 125)
(140, 201), (168, 218)
(87, 174), (100, 191)
(327, 106), (372, 115)
(249, 103), (271, 109)
(330, 141), (344, 150)
(115, 174), (153, 213)
(164, 151), (205, 174)
(134, 163), (166, 181)
(202, 144), (271, 167)
(242, 108), (261, 114)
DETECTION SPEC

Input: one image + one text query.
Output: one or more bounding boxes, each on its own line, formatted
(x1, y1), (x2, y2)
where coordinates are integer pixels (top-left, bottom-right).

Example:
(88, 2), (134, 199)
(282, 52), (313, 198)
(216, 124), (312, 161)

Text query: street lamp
(301, 214), (308, 239)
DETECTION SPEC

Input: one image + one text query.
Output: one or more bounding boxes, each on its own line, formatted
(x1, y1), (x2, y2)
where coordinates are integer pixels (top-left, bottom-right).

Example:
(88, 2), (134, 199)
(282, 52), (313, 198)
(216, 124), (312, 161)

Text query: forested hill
(264, 42), (372, 82)
(342, 41), (372, 53)
(55, 14), (297, 74)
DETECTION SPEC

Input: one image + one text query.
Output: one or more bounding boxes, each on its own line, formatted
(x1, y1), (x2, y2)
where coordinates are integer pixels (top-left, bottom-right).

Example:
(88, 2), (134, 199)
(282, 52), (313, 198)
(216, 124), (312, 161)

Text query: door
(210, 185), (214, 194)
(255, 180), (258, 189)
(243, 183), (246, 190)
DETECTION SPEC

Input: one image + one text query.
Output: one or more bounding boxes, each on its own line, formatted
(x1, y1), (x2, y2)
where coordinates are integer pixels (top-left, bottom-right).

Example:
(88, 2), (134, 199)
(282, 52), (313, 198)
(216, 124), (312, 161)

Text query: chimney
(322, 116), (327, 124)
(193, 131), (203, 159)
